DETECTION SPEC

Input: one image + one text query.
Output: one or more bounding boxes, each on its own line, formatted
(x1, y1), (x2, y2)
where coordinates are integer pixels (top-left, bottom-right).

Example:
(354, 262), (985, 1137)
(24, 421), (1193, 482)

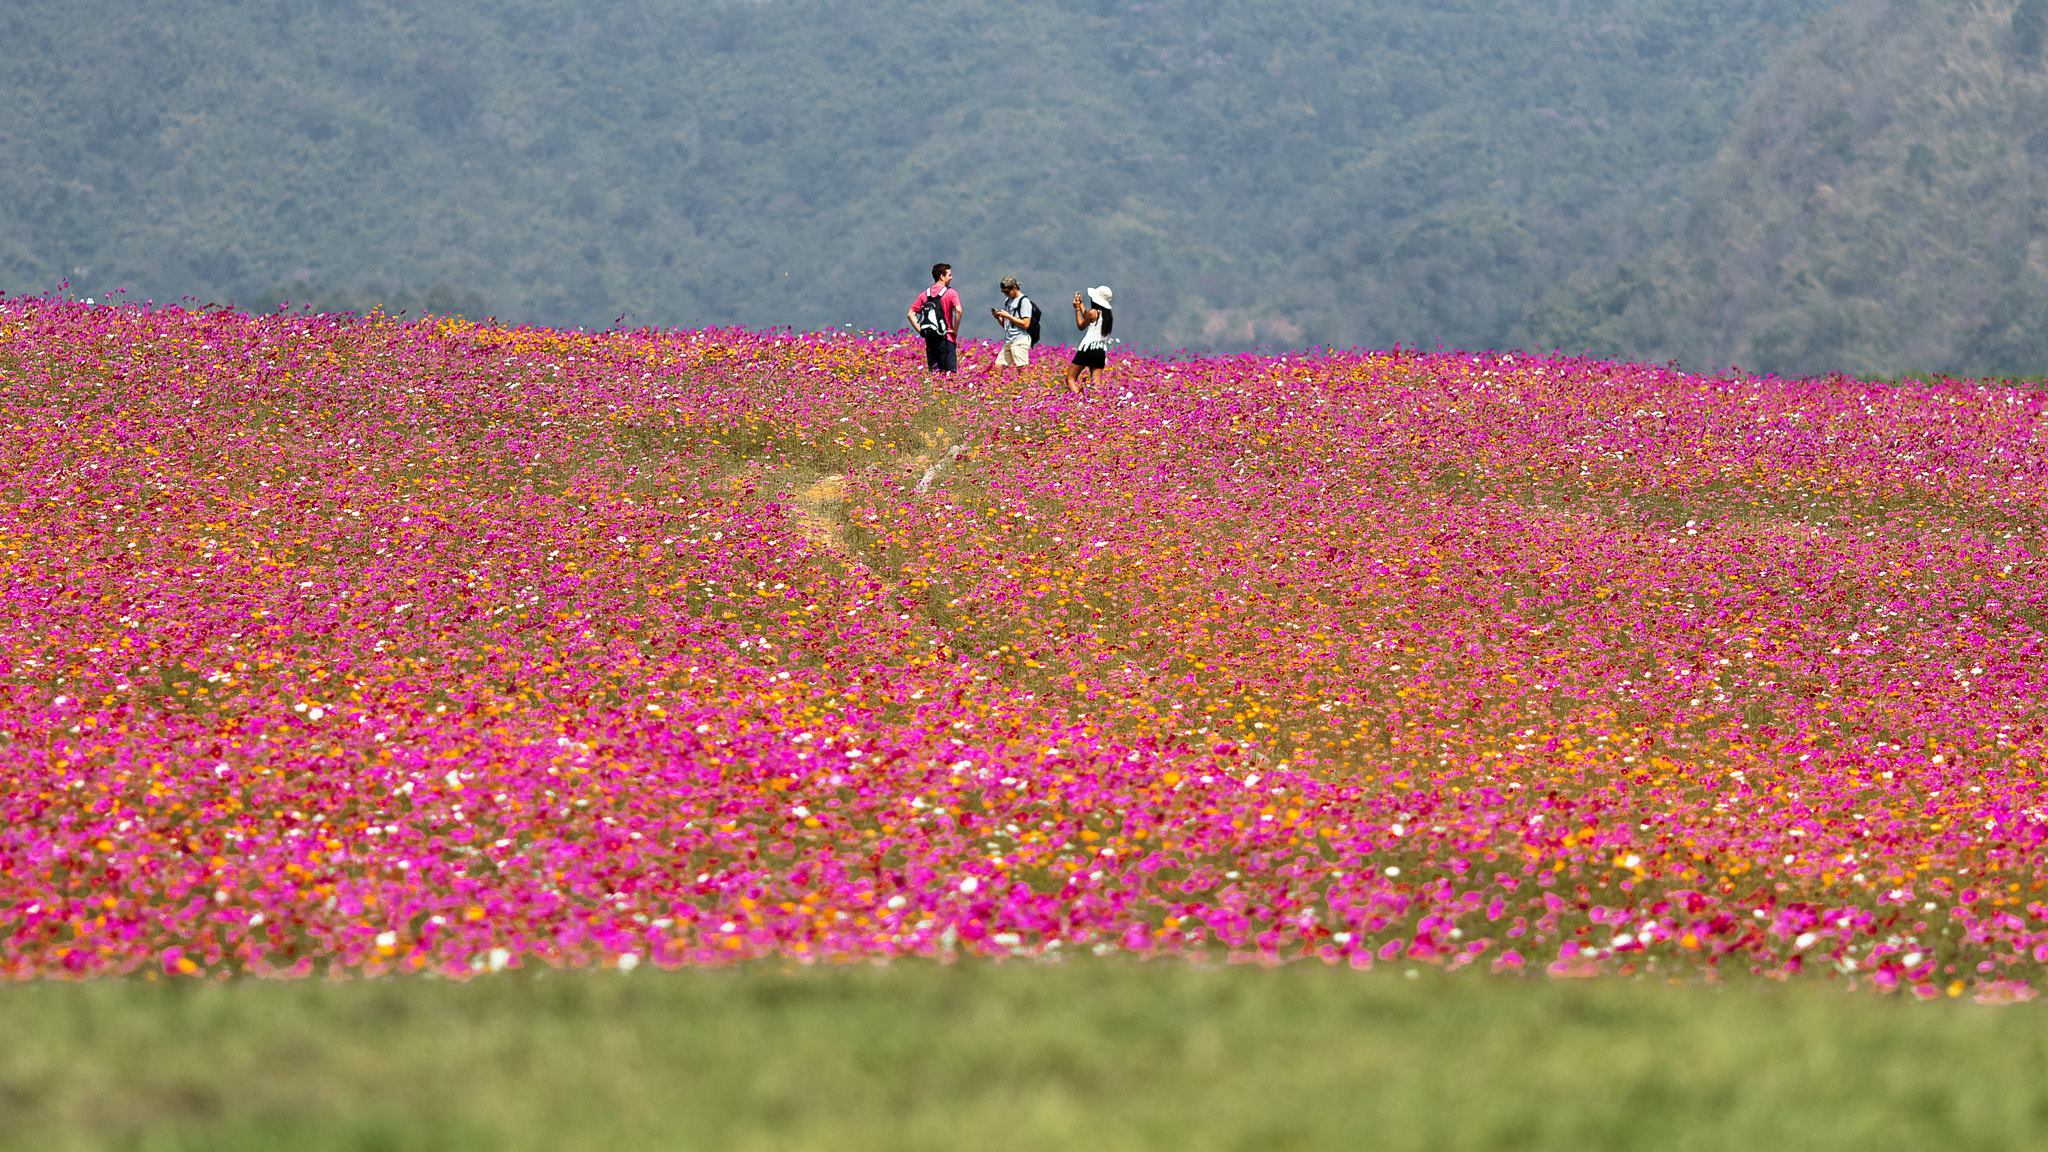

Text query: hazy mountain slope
(1526, 0), (2048, 376)
(1, 0), (1827, 349)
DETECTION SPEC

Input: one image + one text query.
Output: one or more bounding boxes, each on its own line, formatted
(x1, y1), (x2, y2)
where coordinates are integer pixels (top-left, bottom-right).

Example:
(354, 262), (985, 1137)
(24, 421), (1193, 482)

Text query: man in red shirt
(906, 263), (961, 372)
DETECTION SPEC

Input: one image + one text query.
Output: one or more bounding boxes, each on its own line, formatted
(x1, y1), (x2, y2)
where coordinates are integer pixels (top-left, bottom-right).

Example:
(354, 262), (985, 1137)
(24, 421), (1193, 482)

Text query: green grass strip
(3, 962), (2044, 1151)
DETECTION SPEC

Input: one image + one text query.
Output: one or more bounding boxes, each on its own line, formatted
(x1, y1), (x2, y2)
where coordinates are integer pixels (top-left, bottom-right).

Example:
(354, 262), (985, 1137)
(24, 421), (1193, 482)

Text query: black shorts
(1071, 348), (1106, 370)
(923, 335), (958, 372)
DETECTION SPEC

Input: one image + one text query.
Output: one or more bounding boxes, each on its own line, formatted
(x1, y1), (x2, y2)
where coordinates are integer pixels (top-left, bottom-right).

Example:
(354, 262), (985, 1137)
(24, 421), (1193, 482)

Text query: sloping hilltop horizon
(4, 296), (2048, 996)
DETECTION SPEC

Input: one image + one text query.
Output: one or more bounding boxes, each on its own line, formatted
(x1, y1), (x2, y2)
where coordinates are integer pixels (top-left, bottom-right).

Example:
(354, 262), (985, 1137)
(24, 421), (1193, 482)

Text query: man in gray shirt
(986, 275), (1036, 378)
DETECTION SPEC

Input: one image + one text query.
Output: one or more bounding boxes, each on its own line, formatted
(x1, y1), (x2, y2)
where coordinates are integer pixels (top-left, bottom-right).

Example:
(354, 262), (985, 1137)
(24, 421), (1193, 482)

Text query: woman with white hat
(1065, 285), (1113, 393)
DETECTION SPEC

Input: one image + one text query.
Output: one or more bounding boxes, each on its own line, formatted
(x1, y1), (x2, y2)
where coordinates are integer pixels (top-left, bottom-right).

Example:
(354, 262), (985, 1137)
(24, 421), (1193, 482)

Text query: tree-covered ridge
(3, 0), (1827, 352)
(1529, 0), (2048, 377)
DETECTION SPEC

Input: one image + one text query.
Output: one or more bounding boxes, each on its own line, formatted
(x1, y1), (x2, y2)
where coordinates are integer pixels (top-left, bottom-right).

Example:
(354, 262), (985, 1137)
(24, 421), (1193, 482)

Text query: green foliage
(19, 0), (2037, 372)
(1905, 141), (1938, 188)
(1528, 0), (2048, 377)
(5, 963), (2048, 1151)
(0, 0), (1826, 353)
(2016, 0), (2048, 59)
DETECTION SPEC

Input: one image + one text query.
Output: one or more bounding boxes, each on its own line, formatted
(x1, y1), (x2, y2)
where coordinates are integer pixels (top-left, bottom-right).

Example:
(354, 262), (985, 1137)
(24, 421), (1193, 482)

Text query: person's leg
(924, 335), (944, 370)
(988, 342), (1018, 376)
(1069, 349), (1103, 391)
(938, 339), (958, 372)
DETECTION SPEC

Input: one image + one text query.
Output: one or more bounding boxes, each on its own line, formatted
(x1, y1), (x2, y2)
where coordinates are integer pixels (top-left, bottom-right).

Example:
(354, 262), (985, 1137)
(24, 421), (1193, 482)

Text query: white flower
(960, 877), (980, 895)
(488, 948), (512, 972)
(375, 931), (397, 947)
(887, 895), (908, 909)
(617, 953), (640, 973)
(1794, 932), (1818, 950)
(1385, 866), (1401, 877)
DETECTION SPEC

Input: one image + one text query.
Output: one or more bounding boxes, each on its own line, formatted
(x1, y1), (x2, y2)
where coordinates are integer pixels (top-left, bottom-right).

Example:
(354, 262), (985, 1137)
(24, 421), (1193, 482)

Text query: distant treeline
(4, 0), (2043, 374)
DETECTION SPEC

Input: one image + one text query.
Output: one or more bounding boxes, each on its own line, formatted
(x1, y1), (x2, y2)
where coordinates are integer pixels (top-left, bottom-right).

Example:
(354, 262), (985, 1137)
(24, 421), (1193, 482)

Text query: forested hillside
(3, 0), (1828, 353)
(1528, 0), (2048, 377)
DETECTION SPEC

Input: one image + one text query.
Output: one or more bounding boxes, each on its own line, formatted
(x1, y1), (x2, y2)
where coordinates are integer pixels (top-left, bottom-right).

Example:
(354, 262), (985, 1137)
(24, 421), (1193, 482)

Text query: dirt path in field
(792, 475), (849, 556)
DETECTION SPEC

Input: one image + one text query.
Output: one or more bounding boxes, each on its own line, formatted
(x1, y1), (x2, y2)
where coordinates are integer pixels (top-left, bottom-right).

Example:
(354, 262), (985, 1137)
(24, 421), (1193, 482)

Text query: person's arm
(945, 291), (962, 337)
(1075, 305), (1099, 329)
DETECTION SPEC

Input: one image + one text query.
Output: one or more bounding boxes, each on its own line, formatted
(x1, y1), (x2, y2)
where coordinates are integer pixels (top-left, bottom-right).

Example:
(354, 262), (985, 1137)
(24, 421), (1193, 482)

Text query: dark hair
(931, 263), (951, 281)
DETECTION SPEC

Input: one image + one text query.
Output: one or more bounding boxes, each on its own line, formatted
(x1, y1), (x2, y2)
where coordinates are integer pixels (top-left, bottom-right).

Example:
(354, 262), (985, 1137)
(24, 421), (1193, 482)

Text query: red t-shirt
(912, 284), (961, 338)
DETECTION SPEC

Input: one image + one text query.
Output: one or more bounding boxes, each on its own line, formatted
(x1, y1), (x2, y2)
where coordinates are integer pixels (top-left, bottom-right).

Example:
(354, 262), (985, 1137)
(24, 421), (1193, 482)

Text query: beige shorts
(995, 341), (1030, 366)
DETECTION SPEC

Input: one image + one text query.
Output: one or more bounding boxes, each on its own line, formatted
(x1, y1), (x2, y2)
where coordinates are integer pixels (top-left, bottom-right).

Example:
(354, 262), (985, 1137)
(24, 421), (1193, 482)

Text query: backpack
(1017, 295), (1042, 345)
(915, 289), (950, 339)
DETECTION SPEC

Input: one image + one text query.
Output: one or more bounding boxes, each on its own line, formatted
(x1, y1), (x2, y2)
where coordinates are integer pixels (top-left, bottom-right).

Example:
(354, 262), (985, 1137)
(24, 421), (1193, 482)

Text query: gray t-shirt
(1000, 294), (1034, 346)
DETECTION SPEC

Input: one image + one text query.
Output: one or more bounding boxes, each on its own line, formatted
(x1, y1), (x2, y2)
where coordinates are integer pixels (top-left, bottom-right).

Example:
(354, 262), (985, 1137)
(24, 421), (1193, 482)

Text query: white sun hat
(1086, 285), (1114, 309)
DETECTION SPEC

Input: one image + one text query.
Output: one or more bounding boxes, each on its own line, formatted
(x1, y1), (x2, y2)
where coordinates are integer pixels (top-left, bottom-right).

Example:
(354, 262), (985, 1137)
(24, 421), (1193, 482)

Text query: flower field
(4, 298), (2047, 998)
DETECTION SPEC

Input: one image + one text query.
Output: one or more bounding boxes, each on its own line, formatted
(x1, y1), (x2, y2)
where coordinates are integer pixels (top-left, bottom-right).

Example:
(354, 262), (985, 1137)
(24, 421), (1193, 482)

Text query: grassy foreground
(3, 963), (2044, 1152)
